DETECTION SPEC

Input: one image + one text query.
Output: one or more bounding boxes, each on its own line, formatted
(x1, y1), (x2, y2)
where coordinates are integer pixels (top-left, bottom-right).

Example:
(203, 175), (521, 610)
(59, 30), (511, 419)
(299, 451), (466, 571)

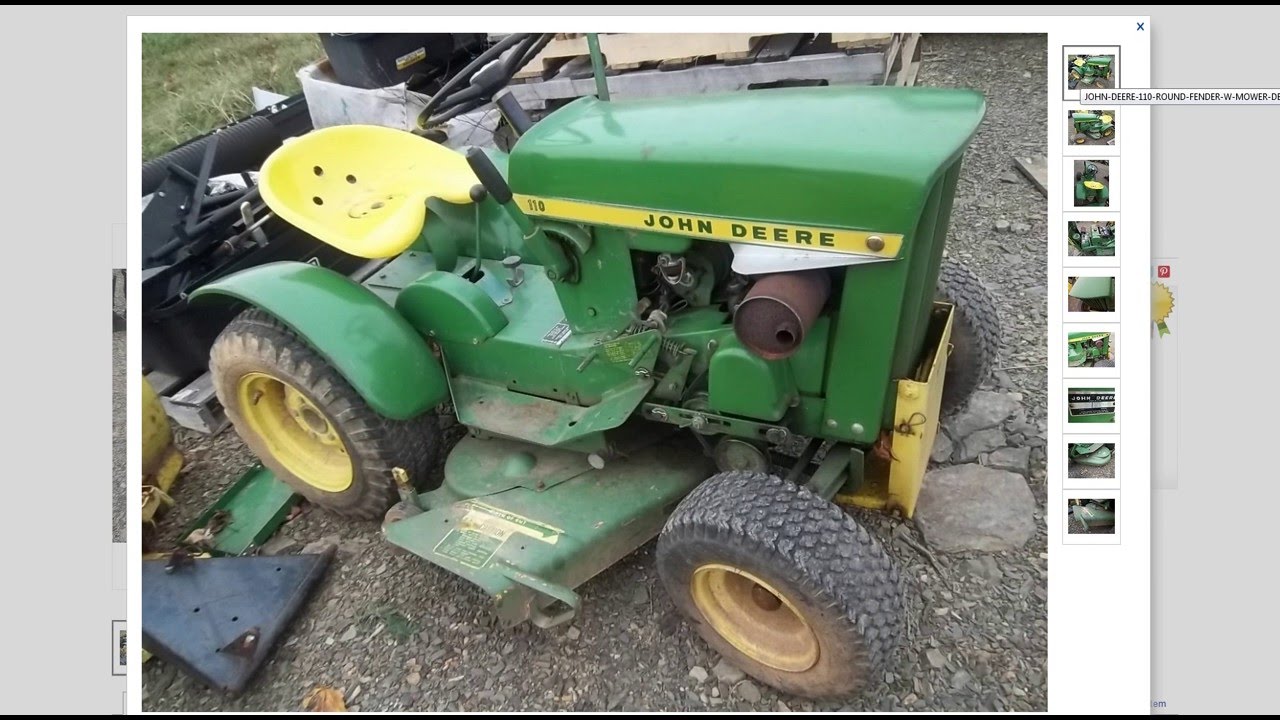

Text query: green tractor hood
(507, 86), (986, 241)
(1069, 276), (1114, 300)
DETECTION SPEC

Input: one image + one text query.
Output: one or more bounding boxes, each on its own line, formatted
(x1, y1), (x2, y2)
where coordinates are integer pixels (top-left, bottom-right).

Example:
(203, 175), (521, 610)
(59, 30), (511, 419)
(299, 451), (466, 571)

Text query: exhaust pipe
(733, 271), (830, 360)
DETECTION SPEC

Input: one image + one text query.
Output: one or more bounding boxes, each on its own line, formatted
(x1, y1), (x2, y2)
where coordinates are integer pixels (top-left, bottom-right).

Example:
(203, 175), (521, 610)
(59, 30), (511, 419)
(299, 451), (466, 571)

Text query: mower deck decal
(433, 527), (502, 569)
(461, 501), (562, 544)
(512, 195), (903, 259)
(432, 502), (562, 570)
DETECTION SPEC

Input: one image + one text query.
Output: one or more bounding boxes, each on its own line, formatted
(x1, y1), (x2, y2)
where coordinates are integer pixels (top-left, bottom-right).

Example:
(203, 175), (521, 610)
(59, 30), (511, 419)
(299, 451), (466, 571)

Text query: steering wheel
(414, 33), (552, 131)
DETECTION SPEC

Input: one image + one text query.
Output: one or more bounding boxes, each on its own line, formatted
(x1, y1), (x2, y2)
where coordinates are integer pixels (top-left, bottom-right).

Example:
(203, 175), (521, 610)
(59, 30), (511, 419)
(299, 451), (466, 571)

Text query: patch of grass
(142, 33), (323, 159)
(362, 605), (420, 643)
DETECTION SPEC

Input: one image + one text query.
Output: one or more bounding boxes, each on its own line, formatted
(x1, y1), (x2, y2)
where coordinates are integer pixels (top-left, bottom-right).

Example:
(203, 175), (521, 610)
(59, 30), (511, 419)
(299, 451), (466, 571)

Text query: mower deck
(1070, 443), (1113, 466)
(384, 430), (713, 627)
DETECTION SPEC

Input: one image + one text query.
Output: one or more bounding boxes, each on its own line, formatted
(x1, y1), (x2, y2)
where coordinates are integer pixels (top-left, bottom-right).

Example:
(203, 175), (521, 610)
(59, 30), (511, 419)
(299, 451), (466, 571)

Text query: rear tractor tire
(657, 471), (904, 699)
(210, 308), (440, 520)
(936, 259), (1002, 412)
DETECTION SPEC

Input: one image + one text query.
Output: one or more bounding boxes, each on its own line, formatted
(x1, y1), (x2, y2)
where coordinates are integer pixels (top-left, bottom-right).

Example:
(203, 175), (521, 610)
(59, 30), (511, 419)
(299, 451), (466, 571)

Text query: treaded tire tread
(210, 308), (439, 520)
(657, 471), (904, 698)
(936, 259), (1003, 412)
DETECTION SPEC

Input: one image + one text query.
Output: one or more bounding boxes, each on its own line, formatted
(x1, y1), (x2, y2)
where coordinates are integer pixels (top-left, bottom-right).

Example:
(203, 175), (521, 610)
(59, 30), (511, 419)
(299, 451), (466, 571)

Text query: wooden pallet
(514, 33), (811, 80)
(832, 32), (895, 51)
(510, 51), (887, 111)
(884, 33), (923, 86)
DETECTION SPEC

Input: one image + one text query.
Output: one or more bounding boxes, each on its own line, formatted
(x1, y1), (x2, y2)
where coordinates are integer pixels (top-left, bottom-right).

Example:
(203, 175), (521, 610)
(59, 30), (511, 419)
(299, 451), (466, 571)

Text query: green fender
(190, 261), (448, 420)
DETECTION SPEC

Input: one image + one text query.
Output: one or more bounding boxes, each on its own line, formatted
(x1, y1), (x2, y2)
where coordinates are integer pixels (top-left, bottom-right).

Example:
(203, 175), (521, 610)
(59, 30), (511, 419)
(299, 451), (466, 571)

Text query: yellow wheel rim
(237, 372), (353, 492)
(691, 564), (819, 673)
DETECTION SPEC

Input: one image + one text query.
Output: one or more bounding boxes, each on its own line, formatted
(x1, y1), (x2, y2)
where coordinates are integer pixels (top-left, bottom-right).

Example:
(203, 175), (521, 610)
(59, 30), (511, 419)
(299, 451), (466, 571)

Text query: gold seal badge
(1152, 281), (1174, 336)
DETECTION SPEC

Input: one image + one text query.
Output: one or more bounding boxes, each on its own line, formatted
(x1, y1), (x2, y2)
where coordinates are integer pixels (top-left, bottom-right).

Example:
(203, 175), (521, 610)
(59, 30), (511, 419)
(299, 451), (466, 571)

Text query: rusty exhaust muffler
(733, 271), (831, 360)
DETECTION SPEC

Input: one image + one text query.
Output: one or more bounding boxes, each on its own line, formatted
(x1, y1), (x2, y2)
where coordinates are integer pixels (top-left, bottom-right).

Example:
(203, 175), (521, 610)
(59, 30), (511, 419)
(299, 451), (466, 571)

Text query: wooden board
(885, 33), (926, 87)
(514, 35), (589, 80)
(509, 51), (886, 110)
(1014, 155), (1049, 197)
(601, 33), (761, 66)
(832, 32), (894, 50)
(516, 33), (829, 78)
(893, 33), (923, 87)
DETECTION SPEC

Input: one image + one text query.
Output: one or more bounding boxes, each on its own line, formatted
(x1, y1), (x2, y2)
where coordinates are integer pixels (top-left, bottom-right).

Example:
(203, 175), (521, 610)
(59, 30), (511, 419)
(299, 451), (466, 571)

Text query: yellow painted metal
(1083, 180), (1105, 191)
(141, 376), (183, 493)
(838, 303), (952, 517)
(511, 194), (903, 259)
(236, 372), (353, 493)
(141, 485), (173, 527)
(690, 563), (819, 673)
(259, 125), (479, 259)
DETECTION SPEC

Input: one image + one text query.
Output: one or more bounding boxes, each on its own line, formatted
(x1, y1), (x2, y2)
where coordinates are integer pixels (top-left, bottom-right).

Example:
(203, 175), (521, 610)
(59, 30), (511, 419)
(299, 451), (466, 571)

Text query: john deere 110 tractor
(1067, 331), (1112, 367)
(191, 34), (999, 698)
(1071, 111), (1114, 143)
(1068, 55), (1113, 89)
(1074, 162), (1109, 207)
(1068, 220), (1115, 256)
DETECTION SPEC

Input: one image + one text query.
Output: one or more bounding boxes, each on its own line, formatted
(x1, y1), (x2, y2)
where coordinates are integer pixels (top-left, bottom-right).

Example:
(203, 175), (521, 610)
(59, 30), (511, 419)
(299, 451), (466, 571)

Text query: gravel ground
(113, 270), (126, 544)
(143, 33), (1048, 712)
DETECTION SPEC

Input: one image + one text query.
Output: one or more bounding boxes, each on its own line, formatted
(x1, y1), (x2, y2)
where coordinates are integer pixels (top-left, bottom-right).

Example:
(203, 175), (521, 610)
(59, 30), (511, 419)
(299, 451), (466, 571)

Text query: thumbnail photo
(1065, 48), (1116, 93)
(1067, 220), (1115, 257)
(1067, 109), (1115, 145)
(1067, 498), (1116, 534)
(112, 620), (127, 676)
(1067, 387), (1116, 424)
(112, 270), (126, 544)
(1073, 159), (1110, 207)
(1067, 275), (1116, 313)
(1067, 330), (1113, 367)
(1068, 442), (1115, 479)
(138, 31), (1050, 712)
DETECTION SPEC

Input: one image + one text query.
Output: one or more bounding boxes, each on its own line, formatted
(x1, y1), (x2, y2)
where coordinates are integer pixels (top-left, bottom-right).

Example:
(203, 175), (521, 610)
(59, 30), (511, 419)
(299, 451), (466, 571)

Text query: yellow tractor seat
(1083, 180), (1105, 190)
(258, 125), (479, 259)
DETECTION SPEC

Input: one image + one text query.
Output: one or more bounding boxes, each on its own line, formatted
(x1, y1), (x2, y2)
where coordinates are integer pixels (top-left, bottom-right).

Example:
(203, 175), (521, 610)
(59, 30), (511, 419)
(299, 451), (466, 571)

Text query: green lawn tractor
(1068, 56), (1113, 89)
(1071, 112), (1114, 143)
(1068, 276), (1116, 312)
(1067, 331), (1112, 367)
(1067, 388), (1116, 423)
(1069, 443), (1113, 466)
(190, 34), (999, 699)
(1074, 162), (1109, 207)
(1067, 221), (1115, 256)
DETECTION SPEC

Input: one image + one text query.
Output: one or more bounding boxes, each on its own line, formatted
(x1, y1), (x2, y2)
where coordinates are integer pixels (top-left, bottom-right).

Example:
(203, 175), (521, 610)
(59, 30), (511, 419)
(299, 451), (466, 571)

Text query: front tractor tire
(210, 308), (440, 520)
(936, 259), (1002, 412)
(657, 472), (904, 699)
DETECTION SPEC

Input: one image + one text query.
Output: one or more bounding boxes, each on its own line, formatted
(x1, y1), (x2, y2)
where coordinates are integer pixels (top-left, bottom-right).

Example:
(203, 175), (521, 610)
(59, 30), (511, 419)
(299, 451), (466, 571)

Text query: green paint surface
(191, 261), (447, 419)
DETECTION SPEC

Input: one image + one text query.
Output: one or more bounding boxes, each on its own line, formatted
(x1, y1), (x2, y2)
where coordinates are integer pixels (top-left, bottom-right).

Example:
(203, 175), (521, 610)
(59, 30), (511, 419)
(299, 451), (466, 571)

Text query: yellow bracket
(837, 302), (952, 518)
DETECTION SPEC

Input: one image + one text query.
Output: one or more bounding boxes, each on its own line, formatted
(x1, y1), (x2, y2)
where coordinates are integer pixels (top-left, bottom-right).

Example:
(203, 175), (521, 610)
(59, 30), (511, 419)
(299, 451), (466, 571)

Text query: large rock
(946, 391), (1022, 439)
(930, 432), (955, 464)
(985, 446), (1031, 475)
(915, 464), (1036, 552)
(956, 427), (1006, 462)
